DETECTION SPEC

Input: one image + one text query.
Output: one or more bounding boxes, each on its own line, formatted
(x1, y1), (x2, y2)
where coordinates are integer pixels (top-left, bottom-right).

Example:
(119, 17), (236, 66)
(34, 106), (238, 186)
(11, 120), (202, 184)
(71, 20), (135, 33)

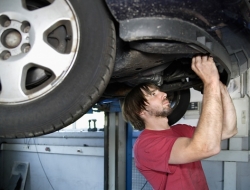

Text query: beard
(147, 106), (173, 118)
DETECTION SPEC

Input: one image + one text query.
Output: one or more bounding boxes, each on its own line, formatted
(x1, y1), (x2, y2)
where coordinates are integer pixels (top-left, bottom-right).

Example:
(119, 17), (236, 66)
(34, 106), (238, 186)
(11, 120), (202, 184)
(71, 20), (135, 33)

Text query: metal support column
(126, 123), (133, 190)
(224, 162), (237, 190)
(104, 111), (127, 190)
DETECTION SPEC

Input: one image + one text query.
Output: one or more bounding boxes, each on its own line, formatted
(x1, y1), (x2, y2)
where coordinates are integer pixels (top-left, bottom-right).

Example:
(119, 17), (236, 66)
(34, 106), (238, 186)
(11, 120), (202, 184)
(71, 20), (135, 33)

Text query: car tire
(0, 0), (116, 138)
(167, 89), (191, 126)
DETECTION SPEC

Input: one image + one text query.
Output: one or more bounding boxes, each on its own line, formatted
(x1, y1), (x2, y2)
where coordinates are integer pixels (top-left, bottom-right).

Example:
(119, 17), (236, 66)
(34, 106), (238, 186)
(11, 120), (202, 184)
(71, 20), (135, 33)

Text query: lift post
(103, 100), (133, 190)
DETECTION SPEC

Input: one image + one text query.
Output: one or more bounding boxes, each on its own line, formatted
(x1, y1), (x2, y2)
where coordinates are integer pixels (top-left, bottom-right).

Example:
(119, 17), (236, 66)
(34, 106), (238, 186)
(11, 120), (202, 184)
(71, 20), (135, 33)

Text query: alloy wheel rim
(0, 0), (79, 104)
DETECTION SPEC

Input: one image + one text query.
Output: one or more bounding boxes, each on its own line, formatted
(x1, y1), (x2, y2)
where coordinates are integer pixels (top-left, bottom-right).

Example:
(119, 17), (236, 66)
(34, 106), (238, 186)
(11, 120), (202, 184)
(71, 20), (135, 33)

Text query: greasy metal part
(161, 80), (203, 93)
(110, 51), (202, 95)
(112, 63), (169, 82)
(102, 82), (131, 97)
(112, 44), (196, 79)
(130, 41), (201, 55)
(121, 74), (164, 86)
(112, 49), (173, 78)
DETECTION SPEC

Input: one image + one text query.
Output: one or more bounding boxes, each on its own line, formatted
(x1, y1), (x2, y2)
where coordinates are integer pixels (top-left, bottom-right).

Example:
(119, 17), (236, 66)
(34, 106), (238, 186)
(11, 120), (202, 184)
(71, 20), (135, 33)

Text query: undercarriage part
(112, 62), (171, 86)
(112, 48), (174, 78)
(129, 41), (201, 55)
(114, 74), (163, 87)
(167, 89), (191, 125)
(119, 18), (233, 84)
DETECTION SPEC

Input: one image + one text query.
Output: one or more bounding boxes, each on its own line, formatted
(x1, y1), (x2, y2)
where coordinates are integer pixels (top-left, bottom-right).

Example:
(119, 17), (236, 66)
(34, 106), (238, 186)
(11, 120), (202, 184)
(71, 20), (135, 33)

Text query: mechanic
(122, 55), (237, 190)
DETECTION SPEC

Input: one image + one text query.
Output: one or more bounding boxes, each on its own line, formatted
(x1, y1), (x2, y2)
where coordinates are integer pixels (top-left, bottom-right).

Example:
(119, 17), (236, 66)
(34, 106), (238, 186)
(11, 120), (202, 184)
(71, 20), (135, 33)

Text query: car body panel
(105, 0), (224, 26)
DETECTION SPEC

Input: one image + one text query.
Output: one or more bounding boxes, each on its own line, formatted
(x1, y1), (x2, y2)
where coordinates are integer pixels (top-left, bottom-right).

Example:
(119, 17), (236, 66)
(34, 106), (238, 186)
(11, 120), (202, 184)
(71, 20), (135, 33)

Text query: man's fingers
(192, 57), (196, 64)
(192, 56), (201, 65)
(195, 55), (202, 63)
(201, 55), (209, 62)
(208, 56), (214, 62)
(192, 55), (215, 71)
(191, 54), (219, 84)
(191, 56), (200, 71)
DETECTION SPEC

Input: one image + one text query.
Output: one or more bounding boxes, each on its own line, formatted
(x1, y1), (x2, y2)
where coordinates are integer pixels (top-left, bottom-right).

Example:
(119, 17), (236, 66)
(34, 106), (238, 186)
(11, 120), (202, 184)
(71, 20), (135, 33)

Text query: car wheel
(0, 0), (116, 138)
(167, 89), (190, 126)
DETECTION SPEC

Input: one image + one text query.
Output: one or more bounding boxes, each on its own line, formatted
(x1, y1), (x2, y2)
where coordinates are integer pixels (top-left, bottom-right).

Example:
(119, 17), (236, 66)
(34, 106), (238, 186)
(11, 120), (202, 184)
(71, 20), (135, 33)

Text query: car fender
(121, 17), (232, 84)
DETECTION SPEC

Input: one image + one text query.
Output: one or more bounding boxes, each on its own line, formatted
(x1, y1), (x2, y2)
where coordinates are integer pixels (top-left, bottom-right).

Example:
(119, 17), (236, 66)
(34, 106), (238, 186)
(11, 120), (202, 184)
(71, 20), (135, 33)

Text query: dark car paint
(105, 0), (250, 31)
(105, 0), (225, 27)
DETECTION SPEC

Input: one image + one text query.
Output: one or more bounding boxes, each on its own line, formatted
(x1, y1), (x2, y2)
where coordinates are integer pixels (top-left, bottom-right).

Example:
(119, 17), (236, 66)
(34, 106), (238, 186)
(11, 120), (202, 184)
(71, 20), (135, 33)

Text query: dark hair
(122, 83), (159, 130)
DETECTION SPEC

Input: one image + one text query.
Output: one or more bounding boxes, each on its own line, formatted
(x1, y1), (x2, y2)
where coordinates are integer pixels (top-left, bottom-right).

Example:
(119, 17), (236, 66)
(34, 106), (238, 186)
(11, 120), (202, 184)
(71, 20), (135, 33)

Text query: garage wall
(1, 132), (250, 190)
(202, 143), (250, 190)
(0, 133), (105, 190)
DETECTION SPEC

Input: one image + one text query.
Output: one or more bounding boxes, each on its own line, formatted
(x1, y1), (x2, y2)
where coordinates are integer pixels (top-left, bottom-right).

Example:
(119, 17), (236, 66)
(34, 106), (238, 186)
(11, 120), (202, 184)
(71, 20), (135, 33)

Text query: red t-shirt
(134, 124), (209, 190)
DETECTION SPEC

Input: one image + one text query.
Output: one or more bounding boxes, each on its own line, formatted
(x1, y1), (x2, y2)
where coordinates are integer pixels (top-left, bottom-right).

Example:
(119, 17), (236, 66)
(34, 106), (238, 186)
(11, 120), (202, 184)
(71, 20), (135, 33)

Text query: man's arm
(220, 82), (237, 140)
(169, 55), (223, 164)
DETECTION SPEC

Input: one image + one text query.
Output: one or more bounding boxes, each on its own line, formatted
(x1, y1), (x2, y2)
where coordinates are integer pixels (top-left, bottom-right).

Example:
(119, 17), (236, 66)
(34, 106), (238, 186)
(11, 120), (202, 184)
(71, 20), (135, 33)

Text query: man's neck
(145, 117), (170, 130)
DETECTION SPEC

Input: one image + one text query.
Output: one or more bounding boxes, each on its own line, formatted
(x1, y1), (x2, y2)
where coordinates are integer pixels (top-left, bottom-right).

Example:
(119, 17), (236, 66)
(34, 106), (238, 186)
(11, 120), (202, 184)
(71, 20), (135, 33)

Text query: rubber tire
(0, 0), (116, 138)
(168, 89), (191, 126)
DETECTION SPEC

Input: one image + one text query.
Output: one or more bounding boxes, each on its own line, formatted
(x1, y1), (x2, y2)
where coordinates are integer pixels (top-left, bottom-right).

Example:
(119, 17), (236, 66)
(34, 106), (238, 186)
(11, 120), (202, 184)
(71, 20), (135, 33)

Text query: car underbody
(0, 0), (249, 137)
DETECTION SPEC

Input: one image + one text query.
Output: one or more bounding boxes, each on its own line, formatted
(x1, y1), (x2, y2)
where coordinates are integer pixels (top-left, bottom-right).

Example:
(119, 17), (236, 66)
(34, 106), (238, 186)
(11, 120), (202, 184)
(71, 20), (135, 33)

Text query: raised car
(0, 0), (249, 138)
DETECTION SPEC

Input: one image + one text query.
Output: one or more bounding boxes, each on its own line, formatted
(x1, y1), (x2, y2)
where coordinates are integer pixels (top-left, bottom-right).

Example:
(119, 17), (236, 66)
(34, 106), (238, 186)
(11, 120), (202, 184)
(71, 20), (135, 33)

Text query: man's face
(142, 87), (172, 118)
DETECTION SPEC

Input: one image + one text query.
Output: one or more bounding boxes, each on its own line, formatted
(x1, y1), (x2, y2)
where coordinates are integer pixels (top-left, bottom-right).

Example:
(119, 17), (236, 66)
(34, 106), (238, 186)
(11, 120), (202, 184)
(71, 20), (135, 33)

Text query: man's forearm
(192, 81), (223, 154)
(220, 82), (237, 140)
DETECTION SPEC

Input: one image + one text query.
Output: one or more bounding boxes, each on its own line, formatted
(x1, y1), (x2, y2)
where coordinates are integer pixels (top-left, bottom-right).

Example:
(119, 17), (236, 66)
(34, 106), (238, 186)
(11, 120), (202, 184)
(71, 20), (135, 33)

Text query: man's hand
(191, 55), (220, 85)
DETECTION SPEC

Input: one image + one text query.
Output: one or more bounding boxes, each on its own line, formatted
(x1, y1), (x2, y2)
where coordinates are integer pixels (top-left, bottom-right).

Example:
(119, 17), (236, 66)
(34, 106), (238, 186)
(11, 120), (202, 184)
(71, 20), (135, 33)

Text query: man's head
(122, 82), (172, 130)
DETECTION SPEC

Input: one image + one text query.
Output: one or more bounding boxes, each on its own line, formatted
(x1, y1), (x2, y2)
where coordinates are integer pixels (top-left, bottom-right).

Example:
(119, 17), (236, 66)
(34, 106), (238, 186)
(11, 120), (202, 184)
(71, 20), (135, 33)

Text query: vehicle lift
(103, 100), (133, 190)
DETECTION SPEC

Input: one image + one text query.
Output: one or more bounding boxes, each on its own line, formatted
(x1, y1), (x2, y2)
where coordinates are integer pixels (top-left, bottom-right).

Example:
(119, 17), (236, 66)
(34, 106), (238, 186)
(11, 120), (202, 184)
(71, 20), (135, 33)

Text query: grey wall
(202, 155), (250, 190)
(0, 132), (104, 190)
(1, 132), (250, 190)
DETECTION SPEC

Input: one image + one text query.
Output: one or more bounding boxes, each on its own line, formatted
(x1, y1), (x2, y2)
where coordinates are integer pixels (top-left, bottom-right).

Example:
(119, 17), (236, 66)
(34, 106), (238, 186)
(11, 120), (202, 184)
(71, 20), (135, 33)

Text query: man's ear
(139, 109), (147, 118)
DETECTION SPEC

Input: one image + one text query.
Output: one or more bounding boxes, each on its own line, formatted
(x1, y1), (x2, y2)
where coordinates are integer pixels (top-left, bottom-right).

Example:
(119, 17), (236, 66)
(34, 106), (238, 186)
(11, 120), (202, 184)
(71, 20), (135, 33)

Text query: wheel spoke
(29, 0), (74, 38)
(24, 0), (76, 77)
(0, 63), (28, 102)
(28, 40), (75, 77)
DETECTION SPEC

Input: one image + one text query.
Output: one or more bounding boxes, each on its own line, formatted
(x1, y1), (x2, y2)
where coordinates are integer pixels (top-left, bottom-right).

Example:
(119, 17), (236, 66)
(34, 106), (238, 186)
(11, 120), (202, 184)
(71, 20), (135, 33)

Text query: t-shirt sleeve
(135, 134), (178, 173)
(171, 124), (196, 137)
